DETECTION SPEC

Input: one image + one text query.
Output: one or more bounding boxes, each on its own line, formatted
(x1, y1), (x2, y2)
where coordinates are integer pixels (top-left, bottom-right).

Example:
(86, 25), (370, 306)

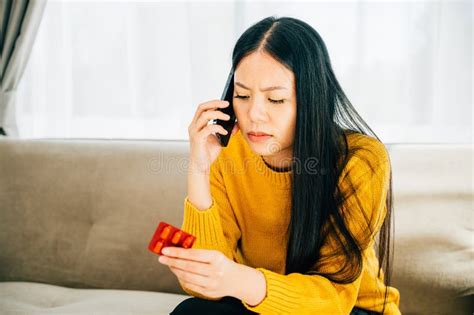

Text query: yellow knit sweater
(180, 129), (401, 315)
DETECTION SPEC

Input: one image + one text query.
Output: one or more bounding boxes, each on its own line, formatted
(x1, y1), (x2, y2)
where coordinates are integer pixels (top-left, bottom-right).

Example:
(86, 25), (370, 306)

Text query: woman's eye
(269, 99), (285, 104)
(234, 95), (284, 104)
(234, 95), (248, 100)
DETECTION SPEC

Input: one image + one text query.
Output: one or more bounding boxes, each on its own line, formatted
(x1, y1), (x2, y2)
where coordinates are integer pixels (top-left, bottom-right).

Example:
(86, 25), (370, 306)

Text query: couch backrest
(0, 138), (472, 314)
(0, 139), (191, 295)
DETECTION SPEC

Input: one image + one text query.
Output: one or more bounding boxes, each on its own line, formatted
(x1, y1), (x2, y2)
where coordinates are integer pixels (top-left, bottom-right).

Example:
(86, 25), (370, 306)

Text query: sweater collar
(254, 153), (292, 188)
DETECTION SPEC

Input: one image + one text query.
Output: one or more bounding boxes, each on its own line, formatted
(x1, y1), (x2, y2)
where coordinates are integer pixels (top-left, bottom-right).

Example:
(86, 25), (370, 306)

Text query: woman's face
(233, 51), (297, 167)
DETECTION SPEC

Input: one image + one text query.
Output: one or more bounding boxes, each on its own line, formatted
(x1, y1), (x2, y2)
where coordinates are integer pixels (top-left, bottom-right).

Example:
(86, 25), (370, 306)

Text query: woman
(159, 16), (401, 315)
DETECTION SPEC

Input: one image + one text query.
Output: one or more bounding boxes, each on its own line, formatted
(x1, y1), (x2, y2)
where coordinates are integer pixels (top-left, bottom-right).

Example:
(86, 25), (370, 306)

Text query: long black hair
(230, 16), (394, 314)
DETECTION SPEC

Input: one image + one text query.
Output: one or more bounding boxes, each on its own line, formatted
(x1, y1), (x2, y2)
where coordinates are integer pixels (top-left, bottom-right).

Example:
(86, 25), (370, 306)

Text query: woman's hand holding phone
(186, 100), (239, 211)
(187, 100), (239, 174)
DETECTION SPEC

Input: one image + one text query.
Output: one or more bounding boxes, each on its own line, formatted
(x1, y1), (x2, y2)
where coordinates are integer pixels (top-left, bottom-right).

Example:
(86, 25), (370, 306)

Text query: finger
(193, 110), (230, 134)
(162, 247), (216, 263)
(177, 277), (206, 293)
(195, 124), (228, 143)
(191, 100), (229, 126)
(180, 278), (208, 294)
(170, 266), (210, 288)
(161, 256), (213, 276)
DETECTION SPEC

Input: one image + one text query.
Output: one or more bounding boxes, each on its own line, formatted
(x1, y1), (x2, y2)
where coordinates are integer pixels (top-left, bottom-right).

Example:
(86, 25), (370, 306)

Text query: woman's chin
(247, 139), (282, 156)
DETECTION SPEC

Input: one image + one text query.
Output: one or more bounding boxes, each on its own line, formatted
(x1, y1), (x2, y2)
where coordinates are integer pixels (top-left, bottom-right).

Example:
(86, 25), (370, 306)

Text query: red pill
(182, 236), (194, 248)
(171, 231), (182, 244)
(160, 225), (172, 239)
(153, 240), (164, 254)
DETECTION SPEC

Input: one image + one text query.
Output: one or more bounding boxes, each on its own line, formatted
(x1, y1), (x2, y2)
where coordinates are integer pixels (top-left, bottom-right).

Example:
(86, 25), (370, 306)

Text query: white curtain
(14, 0), (472, 143)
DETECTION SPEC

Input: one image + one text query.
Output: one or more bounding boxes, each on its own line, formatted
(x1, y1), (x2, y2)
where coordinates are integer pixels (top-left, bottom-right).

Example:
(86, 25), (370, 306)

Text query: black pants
(170, 296), (381, 315)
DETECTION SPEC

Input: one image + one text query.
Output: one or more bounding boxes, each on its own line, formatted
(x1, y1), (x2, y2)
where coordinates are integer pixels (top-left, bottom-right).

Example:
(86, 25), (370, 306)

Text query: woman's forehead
(235, 53), (295, 91)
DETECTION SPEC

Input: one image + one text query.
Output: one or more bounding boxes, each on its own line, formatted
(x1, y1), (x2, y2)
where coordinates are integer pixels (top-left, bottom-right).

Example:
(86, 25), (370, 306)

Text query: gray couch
(0, 138), (472, 315)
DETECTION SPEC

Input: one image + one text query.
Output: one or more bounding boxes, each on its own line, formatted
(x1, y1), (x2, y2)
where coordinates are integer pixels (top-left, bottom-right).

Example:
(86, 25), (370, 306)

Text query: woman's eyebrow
(235, 81), (287, 92)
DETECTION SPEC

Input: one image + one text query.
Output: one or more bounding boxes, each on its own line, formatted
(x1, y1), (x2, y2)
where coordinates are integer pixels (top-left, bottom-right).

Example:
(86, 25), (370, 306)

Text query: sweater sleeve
(178, 154), (242, 300)
(241, 144), (392, 314)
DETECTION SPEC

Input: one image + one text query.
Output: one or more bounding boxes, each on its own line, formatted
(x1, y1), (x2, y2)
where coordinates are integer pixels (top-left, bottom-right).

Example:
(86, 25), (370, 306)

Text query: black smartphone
(212, 68), (236, 147)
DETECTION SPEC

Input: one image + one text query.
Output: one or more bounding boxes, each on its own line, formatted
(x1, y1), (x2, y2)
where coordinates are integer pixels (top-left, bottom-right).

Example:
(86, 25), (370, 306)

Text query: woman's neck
(261, 149), (293, 172)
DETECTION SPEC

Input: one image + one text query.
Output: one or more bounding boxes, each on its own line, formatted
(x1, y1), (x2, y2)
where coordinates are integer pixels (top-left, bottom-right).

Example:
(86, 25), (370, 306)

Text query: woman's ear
(231, 121), (239, 135)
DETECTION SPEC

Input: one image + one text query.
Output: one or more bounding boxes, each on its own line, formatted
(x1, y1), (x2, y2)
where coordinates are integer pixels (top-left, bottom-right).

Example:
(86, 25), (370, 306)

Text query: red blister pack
(148, 221), (196, 255)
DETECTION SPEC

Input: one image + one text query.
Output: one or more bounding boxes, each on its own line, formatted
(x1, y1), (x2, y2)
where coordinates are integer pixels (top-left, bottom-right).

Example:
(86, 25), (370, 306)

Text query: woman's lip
(247, 133), (272, 142)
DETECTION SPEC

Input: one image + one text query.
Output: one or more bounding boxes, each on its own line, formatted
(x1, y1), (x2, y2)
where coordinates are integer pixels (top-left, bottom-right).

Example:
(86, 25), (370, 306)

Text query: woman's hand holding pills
(158, 247), (243, 300)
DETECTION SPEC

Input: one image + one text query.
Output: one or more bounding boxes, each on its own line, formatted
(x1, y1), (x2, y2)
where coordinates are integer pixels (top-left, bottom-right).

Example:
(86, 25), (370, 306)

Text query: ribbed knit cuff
(181, 196), (231, 256)
(241, 267), (300, 314)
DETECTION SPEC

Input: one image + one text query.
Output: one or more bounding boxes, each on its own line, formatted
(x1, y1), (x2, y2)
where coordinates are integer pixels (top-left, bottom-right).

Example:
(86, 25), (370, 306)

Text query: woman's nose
(247, 100), (268, 123)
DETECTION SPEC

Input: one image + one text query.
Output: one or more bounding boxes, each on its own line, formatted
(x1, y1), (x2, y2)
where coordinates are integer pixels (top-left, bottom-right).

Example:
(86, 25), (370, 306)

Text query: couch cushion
(0, 139), (190, 294)
(0, 281), (188, 314)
